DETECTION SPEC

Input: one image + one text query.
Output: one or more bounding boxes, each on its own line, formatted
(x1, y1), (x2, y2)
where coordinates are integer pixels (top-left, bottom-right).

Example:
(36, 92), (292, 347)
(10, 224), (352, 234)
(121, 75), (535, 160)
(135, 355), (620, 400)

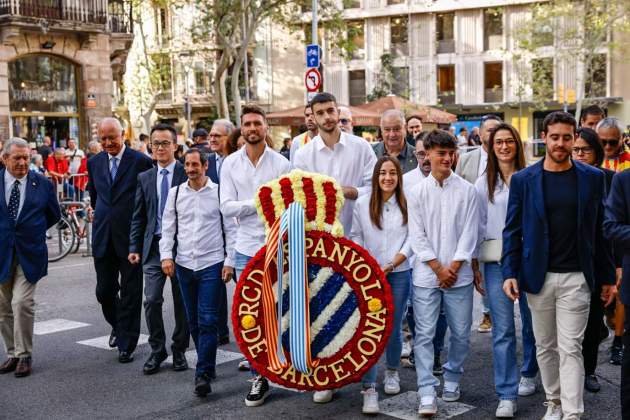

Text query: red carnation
(279, 178), (294, 208)
(322, 182), (337, 224)
(302, 178), (317, 221)
(258, 186), (277, 226)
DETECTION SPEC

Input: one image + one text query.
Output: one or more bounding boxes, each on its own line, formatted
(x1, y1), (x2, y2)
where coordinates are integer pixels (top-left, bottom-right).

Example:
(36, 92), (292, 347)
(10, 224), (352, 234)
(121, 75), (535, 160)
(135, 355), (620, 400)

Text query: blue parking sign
(306, 44), (320, 68)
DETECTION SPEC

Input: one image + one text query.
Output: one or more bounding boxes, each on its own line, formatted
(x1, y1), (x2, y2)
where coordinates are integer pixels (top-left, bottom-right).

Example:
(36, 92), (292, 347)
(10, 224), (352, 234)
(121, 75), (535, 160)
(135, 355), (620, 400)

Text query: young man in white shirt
(289, 104), (318, 162)
(219, 104), (291, 407)
(293, 92), (376, 236)
(159, 148), (235, 398)
(407, 130), (481, 416)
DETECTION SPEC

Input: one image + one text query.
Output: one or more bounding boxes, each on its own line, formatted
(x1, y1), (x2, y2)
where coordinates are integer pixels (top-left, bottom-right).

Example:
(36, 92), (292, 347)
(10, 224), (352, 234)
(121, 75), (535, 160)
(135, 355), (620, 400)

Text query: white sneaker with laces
(383, 369), (400, 395)
(418, 393), (437, 416)
(442, 381), (460, 402)
(542, 400), (562, 420)
(401, 341), (412, 358)
(313, 389), (335, 403)
(361, 387), (379, 414)
(495, 400), (517, 418)
(518, 376), (537, 396)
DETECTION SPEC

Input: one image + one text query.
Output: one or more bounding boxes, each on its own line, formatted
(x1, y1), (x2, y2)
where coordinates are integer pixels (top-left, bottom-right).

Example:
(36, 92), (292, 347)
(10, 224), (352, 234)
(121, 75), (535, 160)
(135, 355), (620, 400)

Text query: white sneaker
(542, 400), (562, 420)
(383, 370), (401, 395)
(442, 381), (460, 402)
(518, 376), (537, 396)
(313, 389), (334, 403)
(361, 387), (379, 414)
(401, 340), (412, 358)
(238, 360), (250, 371)
(495, 400), (517, 418)
(418, 393), (437, 416)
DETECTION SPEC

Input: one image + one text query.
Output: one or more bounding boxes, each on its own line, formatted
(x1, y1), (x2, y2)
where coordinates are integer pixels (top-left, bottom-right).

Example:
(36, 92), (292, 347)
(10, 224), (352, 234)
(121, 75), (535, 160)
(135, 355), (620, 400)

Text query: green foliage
(367, 53), (394, 101)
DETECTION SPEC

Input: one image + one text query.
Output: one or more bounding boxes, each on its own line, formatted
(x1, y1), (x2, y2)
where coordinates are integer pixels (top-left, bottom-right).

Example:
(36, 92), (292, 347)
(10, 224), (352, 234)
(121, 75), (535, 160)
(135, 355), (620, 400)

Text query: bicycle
(47, 200), (91, 262)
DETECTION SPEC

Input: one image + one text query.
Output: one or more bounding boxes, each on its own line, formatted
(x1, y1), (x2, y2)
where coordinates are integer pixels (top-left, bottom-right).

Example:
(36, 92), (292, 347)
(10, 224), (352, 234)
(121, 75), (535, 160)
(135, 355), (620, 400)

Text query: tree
(510, 0), (630, 121)
(367, 53), (394, 102)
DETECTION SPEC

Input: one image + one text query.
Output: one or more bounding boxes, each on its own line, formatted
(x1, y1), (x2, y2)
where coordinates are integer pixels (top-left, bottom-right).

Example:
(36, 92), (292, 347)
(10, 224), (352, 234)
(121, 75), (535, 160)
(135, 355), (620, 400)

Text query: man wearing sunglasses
(338, 106), (354, 134)
(597, 117), (630, 173)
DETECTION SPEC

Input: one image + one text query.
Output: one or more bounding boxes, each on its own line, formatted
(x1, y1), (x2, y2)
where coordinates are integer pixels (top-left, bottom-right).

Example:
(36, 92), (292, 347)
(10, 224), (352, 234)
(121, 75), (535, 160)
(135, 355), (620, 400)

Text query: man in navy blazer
(603, 169), (630, 418)
(0, 138), (60, 377)
(128, 123), (189, 374)
(88, 118), (153, 363)
(501, 112), (616, 419)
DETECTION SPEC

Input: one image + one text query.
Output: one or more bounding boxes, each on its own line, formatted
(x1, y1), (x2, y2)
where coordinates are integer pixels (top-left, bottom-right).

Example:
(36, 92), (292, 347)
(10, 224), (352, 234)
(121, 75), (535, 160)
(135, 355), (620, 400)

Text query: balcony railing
(0, 0), (132, 33)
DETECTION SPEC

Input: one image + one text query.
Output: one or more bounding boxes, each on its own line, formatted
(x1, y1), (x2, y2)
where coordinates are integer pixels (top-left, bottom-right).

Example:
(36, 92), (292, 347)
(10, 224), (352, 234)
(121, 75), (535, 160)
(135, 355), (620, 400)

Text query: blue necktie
(157, 168), (169, 234)
(110, 157), (118, 182)
(7, 180), (20, 221)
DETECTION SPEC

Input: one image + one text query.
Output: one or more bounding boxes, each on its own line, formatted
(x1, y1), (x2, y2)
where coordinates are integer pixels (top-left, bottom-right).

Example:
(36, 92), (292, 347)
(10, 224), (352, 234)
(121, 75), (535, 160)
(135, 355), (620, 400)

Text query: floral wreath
(231, 170), (393, 391)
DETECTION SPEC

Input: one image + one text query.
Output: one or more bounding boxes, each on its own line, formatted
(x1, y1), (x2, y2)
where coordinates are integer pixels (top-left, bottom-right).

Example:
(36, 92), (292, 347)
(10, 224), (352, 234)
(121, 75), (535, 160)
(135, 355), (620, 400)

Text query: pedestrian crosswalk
(77, 334), (150, 350)
(34, 318), (90, 335)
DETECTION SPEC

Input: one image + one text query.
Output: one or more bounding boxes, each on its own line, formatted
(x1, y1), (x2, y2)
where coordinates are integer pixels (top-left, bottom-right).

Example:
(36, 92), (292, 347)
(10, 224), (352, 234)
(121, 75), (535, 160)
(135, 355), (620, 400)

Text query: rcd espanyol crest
(232, 170), (394, 390)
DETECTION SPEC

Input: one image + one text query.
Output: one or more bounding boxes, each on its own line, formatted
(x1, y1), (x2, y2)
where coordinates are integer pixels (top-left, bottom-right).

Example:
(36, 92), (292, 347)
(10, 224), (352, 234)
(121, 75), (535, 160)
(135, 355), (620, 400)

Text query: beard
(548, 147), (571, 164)
(245, 134), (264, 145)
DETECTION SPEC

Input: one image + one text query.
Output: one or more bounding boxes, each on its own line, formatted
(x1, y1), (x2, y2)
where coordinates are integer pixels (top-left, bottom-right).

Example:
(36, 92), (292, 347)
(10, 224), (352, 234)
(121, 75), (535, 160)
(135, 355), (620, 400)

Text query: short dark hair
(184, 148), (208, 165)
(309, 92), (337, 109)
(150, 123), (177, 143)
(241, 104), (266, 123)
(304, 104), (312, 112)
(542, 111), (577, 134)
(423, 129), (457, 150)
(459, 127), (467, 133)
(580, 105), (605, 123)
(406, 115), (422, 124)
(139, 133), (149, 142)
(576, 127), (605, 166)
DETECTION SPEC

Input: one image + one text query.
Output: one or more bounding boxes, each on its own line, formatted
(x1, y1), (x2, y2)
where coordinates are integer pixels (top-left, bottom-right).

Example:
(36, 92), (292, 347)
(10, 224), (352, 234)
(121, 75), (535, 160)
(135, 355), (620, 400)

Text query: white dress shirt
(407, 172), (479, 288)
(350, 194), (412, 272)
(160, 178), (236, 270)
(4, 170), (27, 219)
(474, 174), (509, 241)
(108, 144), (126, 172)
(477, 147), (488, 178)
(293, 131), (376, 234)
(220, 146), (292, 257)
(402, 166), (427, 198)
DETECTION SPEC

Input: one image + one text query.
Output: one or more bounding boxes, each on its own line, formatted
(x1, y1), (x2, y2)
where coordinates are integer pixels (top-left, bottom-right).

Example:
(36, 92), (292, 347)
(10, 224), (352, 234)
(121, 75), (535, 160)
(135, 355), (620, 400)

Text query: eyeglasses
(151, 141), (172, 149)
(339, 118), (352, 125)
(414, 151), (427, 159)
(209, 133), (226, 138)
(572, 146), (594, 155)
(382, 127), (403, 134)
(602, 139), (620, 147)
(494, 139), (517, 147)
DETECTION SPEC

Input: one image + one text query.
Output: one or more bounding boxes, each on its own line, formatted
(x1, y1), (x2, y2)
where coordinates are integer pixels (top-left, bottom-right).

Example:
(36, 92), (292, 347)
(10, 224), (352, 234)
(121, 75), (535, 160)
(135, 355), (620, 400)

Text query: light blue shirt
(156, 160), (176, 204)
(4, 170), (27, 219)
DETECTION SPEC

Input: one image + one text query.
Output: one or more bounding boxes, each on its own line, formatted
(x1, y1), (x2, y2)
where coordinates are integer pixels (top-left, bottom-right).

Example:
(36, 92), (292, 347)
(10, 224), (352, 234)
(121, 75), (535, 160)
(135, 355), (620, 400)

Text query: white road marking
(48, 262), (92, 271)
(164, 348), (243, 367)
(34, 319), (90, 335)
(77, 334), (149, 350)
(380, 391), (475, 420)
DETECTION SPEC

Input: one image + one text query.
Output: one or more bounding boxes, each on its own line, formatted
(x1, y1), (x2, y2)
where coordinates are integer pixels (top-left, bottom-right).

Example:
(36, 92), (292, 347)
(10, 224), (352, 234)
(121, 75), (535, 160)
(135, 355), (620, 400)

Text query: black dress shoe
(171, 351), (189, 371)
(108, 330), (117, 348)
(194, 373), (212, 397)
(143, 352), (167, 374)
(14, 357), (31, 378)
(0, 357), (18, 374)
(118, 351), (134, 363)
(218, 335), (230, 346)
(585, 375), (601, 393)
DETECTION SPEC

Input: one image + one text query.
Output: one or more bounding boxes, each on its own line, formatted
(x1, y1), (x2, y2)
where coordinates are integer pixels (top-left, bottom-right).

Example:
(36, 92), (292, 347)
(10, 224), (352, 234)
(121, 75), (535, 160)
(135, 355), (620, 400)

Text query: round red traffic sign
(305, 68), (322, 92)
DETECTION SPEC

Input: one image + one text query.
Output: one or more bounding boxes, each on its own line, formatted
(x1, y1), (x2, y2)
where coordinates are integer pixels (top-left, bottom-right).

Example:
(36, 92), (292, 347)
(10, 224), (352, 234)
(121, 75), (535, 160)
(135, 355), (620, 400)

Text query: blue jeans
(176, 262), (223, 378)
(407, 292), (447, 355)
(485, 263), (539, 400)
(413, 283), (473, 397)
(362, 270), (411, 386)
(234, 251), (257, 376)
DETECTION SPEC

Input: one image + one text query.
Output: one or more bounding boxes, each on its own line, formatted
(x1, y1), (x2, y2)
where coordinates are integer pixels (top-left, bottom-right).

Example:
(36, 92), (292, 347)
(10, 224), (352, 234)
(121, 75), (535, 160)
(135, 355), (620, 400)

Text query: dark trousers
(622, 310), (630, 419)
(217, 281), (229, 340)
(143, 237), (189, 355)
(176, 261), (223, 378)
(582, 286), (605, 376)
(94, 239), (143, 352)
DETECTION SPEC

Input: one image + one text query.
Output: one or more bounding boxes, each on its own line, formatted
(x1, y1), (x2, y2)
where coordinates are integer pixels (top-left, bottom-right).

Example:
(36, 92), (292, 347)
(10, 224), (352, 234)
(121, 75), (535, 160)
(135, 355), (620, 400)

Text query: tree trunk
(213, 49), (232, 119)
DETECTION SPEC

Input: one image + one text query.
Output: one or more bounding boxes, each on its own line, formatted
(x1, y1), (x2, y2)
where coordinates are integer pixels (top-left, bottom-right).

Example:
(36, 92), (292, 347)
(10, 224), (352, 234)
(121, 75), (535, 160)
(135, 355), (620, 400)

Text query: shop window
(436, 13), (455, 54)
(437, 65), (455, 104)
(484, 62), (503, 103)
(349, 70), (366, 105)
(390, 16), (408, 57)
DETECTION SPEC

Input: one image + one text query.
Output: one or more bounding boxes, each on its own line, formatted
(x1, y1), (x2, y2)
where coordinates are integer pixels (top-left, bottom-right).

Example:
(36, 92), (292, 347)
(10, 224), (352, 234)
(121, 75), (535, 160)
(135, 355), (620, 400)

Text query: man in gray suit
(129, 123), (189, 374)
(373, 109), (418, 174)
(455, 114), (502, 333)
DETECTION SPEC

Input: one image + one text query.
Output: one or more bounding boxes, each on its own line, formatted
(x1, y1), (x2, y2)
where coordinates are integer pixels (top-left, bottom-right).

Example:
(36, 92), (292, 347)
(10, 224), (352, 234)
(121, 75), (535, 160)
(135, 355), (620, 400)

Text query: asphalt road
(0, 254), (622, 420)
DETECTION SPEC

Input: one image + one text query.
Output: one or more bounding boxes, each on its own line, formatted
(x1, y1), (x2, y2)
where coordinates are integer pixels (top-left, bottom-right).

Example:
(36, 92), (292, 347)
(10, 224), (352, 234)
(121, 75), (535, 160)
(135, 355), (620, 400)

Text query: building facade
(0, 0), (133, 147)
(317, 0), (630, 139)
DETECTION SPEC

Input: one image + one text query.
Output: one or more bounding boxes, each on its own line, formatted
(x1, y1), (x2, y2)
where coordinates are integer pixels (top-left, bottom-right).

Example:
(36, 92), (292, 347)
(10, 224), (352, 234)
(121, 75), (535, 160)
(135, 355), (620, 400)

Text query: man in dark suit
(502, 111), (616, 419)
(603, 169), (630, 418)
(0, 138), (60, 377)
(129, 123), (189, 374)
(87, 118), (153, 363)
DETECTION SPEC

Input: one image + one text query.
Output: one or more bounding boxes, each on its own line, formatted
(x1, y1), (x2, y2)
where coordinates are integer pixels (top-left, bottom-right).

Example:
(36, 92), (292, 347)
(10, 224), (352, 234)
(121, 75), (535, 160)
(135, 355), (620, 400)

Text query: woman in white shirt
(350, 156), (412, 414)
(474, 123), (538, 418)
